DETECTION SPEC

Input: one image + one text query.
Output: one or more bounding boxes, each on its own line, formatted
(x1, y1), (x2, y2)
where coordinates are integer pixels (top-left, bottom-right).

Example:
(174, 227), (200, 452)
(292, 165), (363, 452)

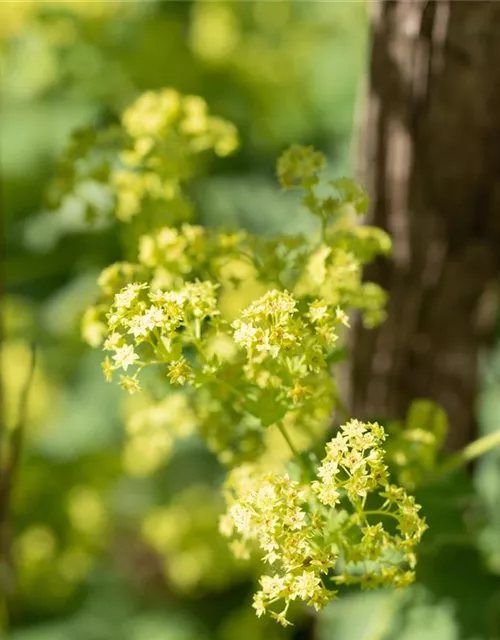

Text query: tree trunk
(351, 0), (500, 450)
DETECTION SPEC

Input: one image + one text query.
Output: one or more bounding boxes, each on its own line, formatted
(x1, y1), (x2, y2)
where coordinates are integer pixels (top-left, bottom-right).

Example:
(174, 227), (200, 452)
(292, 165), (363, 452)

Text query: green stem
(460, 428), (500, 462)
(364, 510), (399, 522)
(320, 216), (328, 242)
(0, 342), (37, 635)
(276, 422), (318, 482)
(440, 428), (500, 476)
(422, 429), (500, 487)
(277, 423), (302, 463)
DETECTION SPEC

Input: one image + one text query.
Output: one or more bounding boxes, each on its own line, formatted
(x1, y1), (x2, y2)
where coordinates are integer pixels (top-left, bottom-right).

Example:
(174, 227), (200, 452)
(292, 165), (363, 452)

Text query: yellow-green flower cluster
(82, 262), (149, 348)
(47, 88), (238, 229)
(278, 146), (368, 219)
(275, 145), (391, 328)
(81, 226), (249, 356)
(73, 89), (429, 626)
(220, 420), (427, 626)
(295, 242), (389, 329)
(277, 144), (326, 190)
(221, 466), (337, 626)
(233, 290), (304, 361)
(122, 90), (238, 157)
(93, 280), (346, 464)
(115, 90), (238, 223)
(231, 290), (347, 426)
(138, 224), (248, 290)
(314, 420), (427, 583)
(101, 279), (220, 392)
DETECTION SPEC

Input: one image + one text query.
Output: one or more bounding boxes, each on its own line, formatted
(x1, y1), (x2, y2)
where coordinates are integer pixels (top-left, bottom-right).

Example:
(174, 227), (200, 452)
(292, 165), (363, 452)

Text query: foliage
(2, 3), (500, 640)
(67, 88), (425, 627)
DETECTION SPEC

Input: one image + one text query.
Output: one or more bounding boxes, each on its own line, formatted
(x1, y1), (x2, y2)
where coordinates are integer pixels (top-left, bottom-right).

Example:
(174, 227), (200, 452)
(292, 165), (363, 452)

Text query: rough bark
(352, 0), (500, 450)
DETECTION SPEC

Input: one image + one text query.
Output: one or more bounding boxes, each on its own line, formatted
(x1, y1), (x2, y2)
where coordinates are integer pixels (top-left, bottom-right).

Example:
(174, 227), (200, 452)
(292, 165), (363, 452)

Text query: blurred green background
(1, 2), (500, 639)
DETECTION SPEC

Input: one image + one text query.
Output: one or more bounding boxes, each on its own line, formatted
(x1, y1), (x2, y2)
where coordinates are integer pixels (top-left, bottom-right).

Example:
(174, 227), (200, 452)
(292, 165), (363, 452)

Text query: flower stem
(425, 428), (500, 486)
(364, 510), (399, 522)
(277, 423), (301, 462)
(276, 422), (316, 481)
(440, 428), (500, 475)
(460, 428), (500, 462)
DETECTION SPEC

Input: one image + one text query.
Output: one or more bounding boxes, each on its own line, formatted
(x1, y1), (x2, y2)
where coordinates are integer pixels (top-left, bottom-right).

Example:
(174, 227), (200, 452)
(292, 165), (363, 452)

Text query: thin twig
(422, 427), (500, 487)
(277, 422), (302, 462)
(0, 342), (37, 518)
(0, 341), (37, 629)
(439, 428), (500, 476)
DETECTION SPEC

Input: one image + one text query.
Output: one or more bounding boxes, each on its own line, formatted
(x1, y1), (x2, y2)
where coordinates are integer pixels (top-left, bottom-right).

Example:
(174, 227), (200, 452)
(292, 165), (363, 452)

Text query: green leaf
(318, 590), (405, 640)
(415, 544), (500, 639)
(243, 388), (289, 427)
(318, 585), (462, 640)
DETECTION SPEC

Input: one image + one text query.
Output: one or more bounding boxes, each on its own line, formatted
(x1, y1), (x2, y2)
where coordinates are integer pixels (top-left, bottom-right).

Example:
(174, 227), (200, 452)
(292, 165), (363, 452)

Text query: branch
(439, 428), (500, 477)
(422, 427), (500, 488)
(0, 342), (37, 518)
(0, 341), (37, 626)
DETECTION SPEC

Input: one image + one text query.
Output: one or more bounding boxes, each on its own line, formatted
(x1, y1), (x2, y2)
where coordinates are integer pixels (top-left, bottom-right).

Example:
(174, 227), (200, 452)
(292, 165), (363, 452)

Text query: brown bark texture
(352, 0), (500, 450)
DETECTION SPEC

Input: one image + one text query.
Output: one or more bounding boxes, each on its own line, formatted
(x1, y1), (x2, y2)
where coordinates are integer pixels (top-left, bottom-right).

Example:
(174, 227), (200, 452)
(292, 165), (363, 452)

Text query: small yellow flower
(119, 375), (141, 395)
(167, 358), (192, 385)
(112, 344), (139, 372)
(102, 357), (114, 382)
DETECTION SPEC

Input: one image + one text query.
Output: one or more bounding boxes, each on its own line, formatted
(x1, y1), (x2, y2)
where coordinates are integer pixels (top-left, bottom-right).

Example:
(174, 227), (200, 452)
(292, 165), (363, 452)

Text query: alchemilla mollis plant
(53, 88), (427, 626)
